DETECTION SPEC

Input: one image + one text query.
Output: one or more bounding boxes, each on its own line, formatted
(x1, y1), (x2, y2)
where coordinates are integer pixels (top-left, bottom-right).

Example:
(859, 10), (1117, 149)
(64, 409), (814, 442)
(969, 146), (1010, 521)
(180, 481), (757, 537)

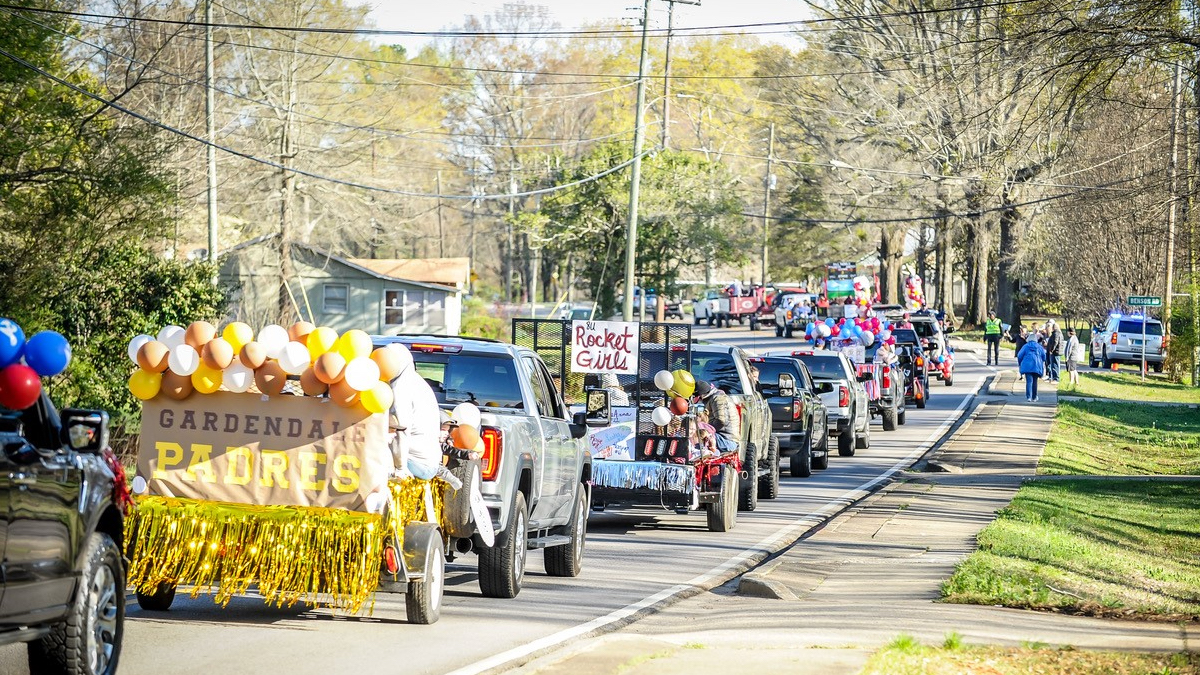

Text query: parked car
(375, 336), (599, 598)
(747, 356), (829, 478)
(765, 349), (870, 459)
(1089, 314), (1165, 371)
(690, 344), (775, 509)
(0, 394), (125, 675)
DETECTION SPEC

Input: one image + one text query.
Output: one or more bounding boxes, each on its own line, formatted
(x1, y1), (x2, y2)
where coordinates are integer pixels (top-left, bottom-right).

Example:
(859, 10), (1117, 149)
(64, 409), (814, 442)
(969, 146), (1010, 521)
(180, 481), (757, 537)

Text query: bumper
(827, 414), (850, 434)
(1107, 349), (1165, 363)
(772, 431), (807, 449)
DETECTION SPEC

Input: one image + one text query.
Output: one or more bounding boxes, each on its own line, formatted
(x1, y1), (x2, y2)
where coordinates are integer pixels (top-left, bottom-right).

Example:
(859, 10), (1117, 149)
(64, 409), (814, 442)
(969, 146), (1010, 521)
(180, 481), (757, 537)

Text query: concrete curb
(736, 560), (798, 600)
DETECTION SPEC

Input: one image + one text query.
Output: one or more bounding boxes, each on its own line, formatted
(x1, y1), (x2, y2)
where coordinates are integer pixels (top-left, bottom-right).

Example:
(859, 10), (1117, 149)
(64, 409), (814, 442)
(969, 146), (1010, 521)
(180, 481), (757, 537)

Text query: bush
(460, 296), (508, 341)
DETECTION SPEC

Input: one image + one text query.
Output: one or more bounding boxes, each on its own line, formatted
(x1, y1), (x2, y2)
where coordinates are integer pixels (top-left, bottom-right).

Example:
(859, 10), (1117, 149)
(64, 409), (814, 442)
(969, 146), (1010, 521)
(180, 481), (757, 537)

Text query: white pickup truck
(765, 349), (871, 461)
(376, 336), (604, 599)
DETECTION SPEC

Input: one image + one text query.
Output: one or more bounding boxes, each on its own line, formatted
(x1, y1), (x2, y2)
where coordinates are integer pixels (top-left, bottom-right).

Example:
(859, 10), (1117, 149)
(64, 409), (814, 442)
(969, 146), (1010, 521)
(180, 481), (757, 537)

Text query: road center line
(445, 375), (987, 675)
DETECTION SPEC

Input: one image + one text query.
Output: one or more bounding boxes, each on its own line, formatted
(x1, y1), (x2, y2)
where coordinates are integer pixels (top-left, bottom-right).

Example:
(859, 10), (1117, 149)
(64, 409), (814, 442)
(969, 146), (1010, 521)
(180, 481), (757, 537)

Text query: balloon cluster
(650, 369), (696, 427)
(127, 321), (401, 414)
(0, 318), (71, 410)
(804, 316), (897, 348)
(904, 275), (925, 310)
(851, 275), (874, 314)
(448, 401), (484, 454)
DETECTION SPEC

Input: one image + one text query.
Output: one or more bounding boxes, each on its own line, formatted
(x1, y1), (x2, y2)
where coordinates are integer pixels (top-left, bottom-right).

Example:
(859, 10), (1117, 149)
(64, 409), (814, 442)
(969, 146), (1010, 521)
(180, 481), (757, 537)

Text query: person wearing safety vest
(984, 311), (1003, 366)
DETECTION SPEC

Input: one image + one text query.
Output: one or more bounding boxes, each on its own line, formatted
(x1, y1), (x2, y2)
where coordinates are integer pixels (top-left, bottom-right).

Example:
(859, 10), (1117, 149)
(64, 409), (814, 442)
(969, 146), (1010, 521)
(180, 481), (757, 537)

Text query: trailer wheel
(706, 465), (737, 532)
(406, 537), (444, 625)
(759, 436), (780, 499)
(136, 583), (176, 612)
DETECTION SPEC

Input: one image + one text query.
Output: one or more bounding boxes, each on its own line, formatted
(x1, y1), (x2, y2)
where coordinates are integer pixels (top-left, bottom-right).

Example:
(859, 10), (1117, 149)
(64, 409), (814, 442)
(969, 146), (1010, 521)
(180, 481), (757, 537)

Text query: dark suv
(0, 394), (124, 675)
(748, 356), (829, 478)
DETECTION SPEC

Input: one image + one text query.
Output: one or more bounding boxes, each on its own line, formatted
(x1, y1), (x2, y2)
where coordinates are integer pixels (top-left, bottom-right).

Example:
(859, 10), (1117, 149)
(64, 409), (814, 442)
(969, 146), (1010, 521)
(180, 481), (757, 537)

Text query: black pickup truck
(748, 356), (829, 478)
(0, 394), (124, 675)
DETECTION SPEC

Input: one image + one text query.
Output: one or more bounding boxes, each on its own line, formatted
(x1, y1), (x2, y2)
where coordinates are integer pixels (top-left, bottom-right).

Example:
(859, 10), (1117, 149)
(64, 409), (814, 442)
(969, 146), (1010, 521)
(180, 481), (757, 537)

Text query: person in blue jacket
(1017, 335), (1048, 402)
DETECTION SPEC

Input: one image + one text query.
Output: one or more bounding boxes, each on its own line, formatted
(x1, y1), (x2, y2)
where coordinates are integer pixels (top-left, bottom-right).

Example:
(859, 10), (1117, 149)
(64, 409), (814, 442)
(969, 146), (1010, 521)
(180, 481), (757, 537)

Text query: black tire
(775, 325), (784, 337)
(944, 374), (953, 386)
(135, 583), (176, 612)
(790, 433), (812, 478)
(749, 317), (759, 331)
(707, 316), (715, 327)
(837, 429), (856, 457)
(784, 326), (793, 338)
(1102, 348), (1112, 369)
(881, 407), (897, 431)
(29, 533), (123, 675)
(855, 422), (871, 449)
(478, 492), (528, 599)
(706, 465), (737, 532)
(443, 459), (480, 539)
(812, 432), (830, 470)
(405, 536), (445, 625)
(898, 408), (907, 425)
(544, 487), (587, 577)
(916, 389), (927, 409)
(738, 442), (759, 512)
(1153, 362), (1164, 373)
(738, 317), (745, 325)
(759, 436), (780, 499)
(1089, 348), (1099, 369)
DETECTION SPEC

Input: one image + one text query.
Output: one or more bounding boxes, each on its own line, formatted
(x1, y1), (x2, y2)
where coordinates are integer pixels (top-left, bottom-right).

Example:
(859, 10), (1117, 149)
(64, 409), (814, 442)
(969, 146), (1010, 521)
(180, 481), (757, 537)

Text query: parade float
(512, 319), (740, 532)
(123, 320), (483, 624)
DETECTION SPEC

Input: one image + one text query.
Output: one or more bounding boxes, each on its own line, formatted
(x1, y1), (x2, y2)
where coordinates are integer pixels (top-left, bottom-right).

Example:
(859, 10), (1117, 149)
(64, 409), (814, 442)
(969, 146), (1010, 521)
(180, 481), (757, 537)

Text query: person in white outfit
(387, 343), (443, 480)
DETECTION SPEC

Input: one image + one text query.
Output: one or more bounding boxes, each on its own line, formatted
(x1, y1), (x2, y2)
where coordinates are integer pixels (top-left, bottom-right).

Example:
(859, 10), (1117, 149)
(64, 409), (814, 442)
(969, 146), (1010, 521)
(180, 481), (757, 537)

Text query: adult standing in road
(984, 311), (1003, 366)
(1045, 320), (1063, 383)
(1017, 335), (1048, 402)
(1063, 327), (1081, 388)
(693, 380), (740, 452)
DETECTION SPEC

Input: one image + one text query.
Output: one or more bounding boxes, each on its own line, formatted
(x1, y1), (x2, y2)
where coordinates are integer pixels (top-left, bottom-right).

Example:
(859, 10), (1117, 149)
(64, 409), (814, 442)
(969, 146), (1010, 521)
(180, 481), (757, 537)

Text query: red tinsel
(103, 448), (135, 515)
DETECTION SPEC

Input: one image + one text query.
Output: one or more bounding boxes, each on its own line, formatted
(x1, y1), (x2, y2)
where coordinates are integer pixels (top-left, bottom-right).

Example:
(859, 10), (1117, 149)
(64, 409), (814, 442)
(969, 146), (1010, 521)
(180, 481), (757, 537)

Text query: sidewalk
(514, 373), (1197, 675)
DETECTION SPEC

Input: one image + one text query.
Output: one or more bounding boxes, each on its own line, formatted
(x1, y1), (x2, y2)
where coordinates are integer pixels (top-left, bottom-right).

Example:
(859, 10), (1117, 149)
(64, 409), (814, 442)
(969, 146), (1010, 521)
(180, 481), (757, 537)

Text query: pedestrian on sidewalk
(1017, 335), (1048, 402)
(1063, 327), (1082, 388)
(1044, 320), (1063, 383)
(1009, 324), (1028, 363)
(984, 311), (1003, 365)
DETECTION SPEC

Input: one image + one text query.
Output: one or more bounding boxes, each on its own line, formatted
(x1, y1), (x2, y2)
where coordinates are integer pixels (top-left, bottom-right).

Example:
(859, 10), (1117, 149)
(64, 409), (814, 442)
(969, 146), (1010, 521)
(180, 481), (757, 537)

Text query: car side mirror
(584, 389), (612, 427)
(944, 325), (955, 334)
(813, 381), (834, 394)
(60, 408), (110, 454)
(778, 373), (796, 398)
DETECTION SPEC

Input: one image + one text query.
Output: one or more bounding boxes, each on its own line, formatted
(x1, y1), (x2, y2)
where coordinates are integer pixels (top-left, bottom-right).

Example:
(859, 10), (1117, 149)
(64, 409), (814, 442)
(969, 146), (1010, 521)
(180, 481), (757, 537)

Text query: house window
(384, 289), (448, 327)
(323, 284), (349, 314)
(384, 290), (407, 326)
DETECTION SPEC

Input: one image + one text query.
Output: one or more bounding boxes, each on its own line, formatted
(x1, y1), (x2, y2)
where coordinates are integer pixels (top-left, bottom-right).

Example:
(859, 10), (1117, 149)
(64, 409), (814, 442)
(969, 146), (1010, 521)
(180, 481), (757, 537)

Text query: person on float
(386, 342), (443, 479)
(692, 380), (740, 452)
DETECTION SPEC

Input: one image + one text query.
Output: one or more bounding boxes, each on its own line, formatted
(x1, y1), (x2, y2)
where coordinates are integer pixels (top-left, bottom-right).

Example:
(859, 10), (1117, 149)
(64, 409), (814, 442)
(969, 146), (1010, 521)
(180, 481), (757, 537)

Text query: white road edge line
(444, 375), (988, 675)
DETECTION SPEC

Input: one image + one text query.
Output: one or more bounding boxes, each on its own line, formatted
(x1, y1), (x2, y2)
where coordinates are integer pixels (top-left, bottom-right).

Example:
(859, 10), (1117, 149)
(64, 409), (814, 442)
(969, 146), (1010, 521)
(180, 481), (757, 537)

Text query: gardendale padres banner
(137, 392), (392, 512)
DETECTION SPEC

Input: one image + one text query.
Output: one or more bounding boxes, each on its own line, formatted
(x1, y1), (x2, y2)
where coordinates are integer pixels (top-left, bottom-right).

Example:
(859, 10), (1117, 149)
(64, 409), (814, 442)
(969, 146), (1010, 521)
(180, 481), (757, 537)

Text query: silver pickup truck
(376, 336), (600, 599)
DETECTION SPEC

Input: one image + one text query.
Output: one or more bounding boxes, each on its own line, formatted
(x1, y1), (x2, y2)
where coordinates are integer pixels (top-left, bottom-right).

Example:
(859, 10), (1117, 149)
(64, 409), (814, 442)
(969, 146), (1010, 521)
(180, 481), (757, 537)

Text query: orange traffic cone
(1111, 362), (1119, 372)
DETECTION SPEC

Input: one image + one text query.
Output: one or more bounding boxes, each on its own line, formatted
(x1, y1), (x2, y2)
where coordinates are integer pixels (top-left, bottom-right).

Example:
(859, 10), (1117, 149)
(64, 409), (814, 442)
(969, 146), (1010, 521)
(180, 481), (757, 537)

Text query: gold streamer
(126, 477), (451, 615)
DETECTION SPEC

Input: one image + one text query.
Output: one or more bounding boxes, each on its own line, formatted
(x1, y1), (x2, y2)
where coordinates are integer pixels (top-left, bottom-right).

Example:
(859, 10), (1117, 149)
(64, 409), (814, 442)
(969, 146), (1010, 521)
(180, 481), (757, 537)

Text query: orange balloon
(137, 341), (170, 373)
(288, 321), (316, 346)
(299, 367), (328, 396)
(161, 371), (194, 400)
(255, 361), (288, 396)
(313, 351), (347, 385)
(184, 321), (217, 351)
(370, 346), (402, 382)
(201, 338), (234, 370)
(328, 379), (360, 408)
(451, 424), (480, 451)
(239, 341), (268, 370)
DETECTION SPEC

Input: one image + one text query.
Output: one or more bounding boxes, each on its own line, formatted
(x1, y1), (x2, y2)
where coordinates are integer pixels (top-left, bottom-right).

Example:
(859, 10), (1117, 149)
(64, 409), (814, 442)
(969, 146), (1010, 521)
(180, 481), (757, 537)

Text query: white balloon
(651, 406), (673, 427)
(157, 325), (185, 350)
(277, 341), (310, 375)
(131, 475), (148, 495)
(344, 357), (381, 392)
(257, 324), (290, 359)
(127, 334), (152, 365)
(167, 344), (200, 376)
(860, 330), (876, 347)
(653, 370), (674, 392)
(452, 402), (482, 428)
(224, 361), (254, 393)
(817, 324), (832, 338)
(880, 329), (892, 341)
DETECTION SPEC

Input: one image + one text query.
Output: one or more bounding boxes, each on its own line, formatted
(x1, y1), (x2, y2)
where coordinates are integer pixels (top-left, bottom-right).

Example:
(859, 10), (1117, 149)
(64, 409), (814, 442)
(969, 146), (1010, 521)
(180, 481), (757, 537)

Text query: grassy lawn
(1061, 370), (1200, 404)
(1041, 400), (1200, 475)
(860, 635), (1200, 675)
(941, 479), (1200, 620)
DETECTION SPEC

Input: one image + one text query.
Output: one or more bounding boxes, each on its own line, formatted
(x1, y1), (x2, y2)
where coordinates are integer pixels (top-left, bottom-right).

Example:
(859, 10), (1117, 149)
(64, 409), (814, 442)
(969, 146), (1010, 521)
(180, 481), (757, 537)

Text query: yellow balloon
(129, 369), (162, 401)
(221, 322), (255, 353)
(671, 369), (696, 398)
(360, 380), (394, 414)
(191, 363), (224, 394)
(307, 326), (339, 362)
(335, 329), (373, 362)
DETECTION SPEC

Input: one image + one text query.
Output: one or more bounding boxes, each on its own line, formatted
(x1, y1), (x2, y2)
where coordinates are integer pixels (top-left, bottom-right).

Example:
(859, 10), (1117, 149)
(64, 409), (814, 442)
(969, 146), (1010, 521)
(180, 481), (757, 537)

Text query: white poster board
(571, 320), (639, 374)
(569, 405), (638, 461)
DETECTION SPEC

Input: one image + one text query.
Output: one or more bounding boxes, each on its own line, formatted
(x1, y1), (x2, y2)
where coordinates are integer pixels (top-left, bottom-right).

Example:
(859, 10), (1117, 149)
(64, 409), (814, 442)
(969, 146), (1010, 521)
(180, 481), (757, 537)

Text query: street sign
(1128, 295), (1162, 307)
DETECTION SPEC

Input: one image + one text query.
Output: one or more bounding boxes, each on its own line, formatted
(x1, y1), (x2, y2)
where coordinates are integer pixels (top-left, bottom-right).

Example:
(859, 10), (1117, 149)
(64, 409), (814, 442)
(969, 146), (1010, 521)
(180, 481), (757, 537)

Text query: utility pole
(760, 122), (775, 288)
(204, 0), (218, 267)
(436, 170), (445, 258)
(506, 168), (516, 304)
(1165, 61), (1182, 336)
(468, 157), (477, 295)
(277, 31), (299, 324)
(661, 0), (700, 150)
(623, 0), (652, 322)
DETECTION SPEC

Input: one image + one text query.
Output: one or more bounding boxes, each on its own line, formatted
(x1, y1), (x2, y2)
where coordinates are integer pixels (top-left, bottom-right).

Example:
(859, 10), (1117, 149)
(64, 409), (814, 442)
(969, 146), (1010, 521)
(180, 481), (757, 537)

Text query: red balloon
(670, 396), (689, 415)
(0, 364), (42, 410)
(830, 325), (841, 337)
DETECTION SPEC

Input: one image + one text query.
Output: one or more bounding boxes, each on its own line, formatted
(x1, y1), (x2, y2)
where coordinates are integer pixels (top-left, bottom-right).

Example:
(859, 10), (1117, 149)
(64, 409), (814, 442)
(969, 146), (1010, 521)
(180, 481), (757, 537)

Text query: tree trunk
(995, 193), (1019, 328)
(878, 226), (906, 303)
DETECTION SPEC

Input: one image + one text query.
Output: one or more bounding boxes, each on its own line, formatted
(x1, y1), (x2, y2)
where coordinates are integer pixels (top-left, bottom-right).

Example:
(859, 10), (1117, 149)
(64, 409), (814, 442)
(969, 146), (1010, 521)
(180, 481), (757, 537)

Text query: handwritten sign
(571, 320), (639, 374)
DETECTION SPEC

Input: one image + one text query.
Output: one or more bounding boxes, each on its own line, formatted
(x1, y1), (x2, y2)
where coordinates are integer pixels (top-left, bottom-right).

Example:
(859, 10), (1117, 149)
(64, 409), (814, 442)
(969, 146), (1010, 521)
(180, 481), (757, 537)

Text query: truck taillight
(882, 366), (891, 389)
(480, 427), (502, 481)
(786, 310), (794, 320)
(792, 398), (802, 420)
(1111, 332), (1118, 345)
(839, 386), (849, 407)
(915, 356), (924, 367)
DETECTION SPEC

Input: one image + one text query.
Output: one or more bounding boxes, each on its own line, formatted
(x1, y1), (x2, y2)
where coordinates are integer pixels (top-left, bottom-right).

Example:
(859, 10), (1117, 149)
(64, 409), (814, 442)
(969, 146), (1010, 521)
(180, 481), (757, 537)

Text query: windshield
(692, 354), (744, 394)
(891, 329), (920, 344)
(910, 320), (939, 338)
(411, 353), (524, 409)
(1117, 320), (1163, 336)
(794, 355), (847, 379)
(750, 360), (797, 387)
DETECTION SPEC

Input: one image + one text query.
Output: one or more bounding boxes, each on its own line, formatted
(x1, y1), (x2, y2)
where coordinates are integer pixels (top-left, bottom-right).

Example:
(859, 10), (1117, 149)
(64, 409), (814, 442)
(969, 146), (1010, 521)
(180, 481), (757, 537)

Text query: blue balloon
(824, 318), (836, 327)
(0, 319), (24, 368)
(805, 322), (815, 336)
(24, 331), (71, 377)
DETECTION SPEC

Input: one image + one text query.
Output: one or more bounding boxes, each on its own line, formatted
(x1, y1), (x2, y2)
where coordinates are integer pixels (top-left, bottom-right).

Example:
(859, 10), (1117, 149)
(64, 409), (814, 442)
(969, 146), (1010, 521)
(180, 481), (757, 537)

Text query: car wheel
(855, 421), (871, 449)
(694, 315), (702, 326)
(1153, 362), (1164, 373)
(135, 583), (176, 612)
(405, 533), (445, 624)
(479, 492), (528, 599)
(1088, 347), (1098, 368)
(881, 407), (897, 431)
(706, 465), (738, 532)
(812, 433), (830, 469)
(29, 533), (124, 675)
(837, 429), (855, 457)
(443, 459), (480, 539)
(738, 442), (759, 512)
(545, 487), (588, 577)
(750, 317), (759, 331)
(775, 325), (784, 337)
(759, 436), (780, 499)
(790, 433), (812, 478)
(898, 407), (907, 425)
(1102, 348), (1112, 369)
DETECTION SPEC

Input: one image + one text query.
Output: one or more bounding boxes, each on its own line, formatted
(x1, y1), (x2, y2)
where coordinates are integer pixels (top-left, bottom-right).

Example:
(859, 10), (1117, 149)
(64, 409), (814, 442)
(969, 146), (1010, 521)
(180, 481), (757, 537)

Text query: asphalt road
(0, 326), (991, 675)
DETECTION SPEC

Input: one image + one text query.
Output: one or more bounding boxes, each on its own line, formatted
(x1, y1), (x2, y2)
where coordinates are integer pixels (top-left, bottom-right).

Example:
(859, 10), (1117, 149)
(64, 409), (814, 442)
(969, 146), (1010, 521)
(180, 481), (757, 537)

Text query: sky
(364, 0), (808, 52)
